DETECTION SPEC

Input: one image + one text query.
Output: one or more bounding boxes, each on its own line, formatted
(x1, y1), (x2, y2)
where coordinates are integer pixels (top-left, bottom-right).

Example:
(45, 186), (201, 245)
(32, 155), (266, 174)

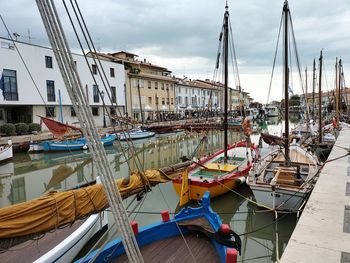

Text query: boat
(247, 1), (320, 213)
(0, 177), (108, 263)
(41, 133), (116, 151)
(0, 140), (13, 162)
(116, 128), (155, 141)
(77, 191), (241, 263)
(172, 5), (258, 202)
(265, 105), (279, 117)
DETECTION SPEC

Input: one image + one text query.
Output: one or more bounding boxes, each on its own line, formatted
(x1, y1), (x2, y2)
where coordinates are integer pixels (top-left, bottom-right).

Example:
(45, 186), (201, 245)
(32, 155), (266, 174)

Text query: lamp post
(101, 90), (106, 128)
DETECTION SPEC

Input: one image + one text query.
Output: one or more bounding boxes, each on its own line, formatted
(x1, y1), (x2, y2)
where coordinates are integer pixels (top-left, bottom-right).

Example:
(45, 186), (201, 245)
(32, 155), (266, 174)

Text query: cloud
(1, 0), (349, 102)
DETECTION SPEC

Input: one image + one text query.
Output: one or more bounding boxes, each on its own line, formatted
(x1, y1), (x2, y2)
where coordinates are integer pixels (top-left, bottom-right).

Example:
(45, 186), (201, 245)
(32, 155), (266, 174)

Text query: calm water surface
(0, 116), (301, 262)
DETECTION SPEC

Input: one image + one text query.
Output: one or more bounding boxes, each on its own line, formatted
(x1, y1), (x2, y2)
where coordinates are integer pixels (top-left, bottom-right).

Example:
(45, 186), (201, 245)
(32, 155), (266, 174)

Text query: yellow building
(107, 51), (176, 123)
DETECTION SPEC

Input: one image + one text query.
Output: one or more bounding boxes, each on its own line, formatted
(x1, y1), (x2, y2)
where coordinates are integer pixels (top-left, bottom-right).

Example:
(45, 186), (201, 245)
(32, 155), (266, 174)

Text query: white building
(175, 78), (221, 117)
(0, 37), (126, 129)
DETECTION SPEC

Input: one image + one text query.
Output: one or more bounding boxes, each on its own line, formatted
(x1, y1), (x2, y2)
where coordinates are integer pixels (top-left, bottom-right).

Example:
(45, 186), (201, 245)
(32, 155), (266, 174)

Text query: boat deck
(0, 219), (84, 263)
(112, 232), (220, 263)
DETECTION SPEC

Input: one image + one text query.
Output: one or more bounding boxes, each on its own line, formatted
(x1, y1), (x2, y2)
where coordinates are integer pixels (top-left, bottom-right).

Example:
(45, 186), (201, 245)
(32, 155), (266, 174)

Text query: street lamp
(101, 90), (106, 128)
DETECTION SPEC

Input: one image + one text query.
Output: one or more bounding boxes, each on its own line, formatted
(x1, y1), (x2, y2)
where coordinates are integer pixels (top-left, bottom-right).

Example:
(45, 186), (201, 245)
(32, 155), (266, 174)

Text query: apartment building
(0, 37), (126, 128)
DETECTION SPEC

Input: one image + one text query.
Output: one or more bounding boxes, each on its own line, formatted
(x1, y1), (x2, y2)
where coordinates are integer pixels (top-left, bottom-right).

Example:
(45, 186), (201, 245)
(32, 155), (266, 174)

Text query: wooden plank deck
(112, 233), (220, 263)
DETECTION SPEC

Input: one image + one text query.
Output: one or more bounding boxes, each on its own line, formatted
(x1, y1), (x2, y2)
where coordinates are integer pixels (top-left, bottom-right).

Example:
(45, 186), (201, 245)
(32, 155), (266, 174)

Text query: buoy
(83, 144), (88, 150)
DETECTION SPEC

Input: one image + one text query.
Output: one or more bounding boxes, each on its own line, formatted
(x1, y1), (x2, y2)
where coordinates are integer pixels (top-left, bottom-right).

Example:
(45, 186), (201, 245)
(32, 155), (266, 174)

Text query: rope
(35, 1), (143, 261)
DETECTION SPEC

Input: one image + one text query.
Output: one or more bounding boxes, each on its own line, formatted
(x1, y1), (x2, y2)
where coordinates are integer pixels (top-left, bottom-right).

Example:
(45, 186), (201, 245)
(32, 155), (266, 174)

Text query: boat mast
(283, 0), (290, 162)
(223, 4), (229, 161)
(137, 79), (144, 126)
(339, 59), (343, 118)
(312, 58), (316, 119)
(318, 50), (323, 143)
(335, 58), (339, 123)
(305, 67), (310, 125)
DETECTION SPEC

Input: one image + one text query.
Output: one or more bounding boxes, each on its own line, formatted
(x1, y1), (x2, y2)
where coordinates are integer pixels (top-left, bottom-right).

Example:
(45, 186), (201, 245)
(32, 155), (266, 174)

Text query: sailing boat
(172, 5), (257, 202)
(247, 1), (320, 212)
(37, 116), (116, 151)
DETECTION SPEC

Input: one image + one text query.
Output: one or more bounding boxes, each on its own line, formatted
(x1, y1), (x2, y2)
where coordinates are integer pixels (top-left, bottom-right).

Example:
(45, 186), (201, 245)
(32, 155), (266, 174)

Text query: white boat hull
(250, 184), (307, 211)
(0, 144), (13, 162)
(35, 211), (108, 263)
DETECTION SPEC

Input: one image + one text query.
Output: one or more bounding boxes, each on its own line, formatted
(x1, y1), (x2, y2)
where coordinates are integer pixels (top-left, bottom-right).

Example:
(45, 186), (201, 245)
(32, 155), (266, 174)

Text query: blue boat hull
(42, 134), (116, 151)
(76, 192), (240, 263)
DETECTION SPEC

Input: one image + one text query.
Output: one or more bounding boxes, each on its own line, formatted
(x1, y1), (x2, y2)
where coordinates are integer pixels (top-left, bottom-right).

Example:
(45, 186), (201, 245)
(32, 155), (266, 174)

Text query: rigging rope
(35, 0), (143, 261)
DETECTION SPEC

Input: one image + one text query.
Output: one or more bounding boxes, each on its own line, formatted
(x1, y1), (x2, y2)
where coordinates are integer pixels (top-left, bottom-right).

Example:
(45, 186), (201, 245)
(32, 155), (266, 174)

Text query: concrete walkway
(281, 128), (350, 262)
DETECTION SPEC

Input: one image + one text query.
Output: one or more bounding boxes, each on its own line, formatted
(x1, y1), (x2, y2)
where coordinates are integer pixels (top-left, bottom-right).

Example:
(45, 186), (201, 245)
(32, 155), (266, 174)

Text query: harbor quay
(281, 128), (350, 262)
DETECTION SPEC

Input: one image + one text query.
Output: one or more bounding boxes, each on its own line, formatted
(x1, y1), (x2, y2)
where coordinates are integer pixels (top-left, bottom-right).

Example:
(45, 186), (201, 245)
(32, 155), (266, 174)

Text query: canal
(0, 116), (301, 262)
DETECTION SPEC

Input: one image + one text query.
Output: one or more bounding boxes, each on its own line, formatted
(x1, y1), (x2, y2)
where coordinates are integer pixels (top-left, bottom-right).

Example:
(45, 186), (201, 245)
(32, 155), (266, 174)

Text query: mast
(312, 58), (316, 119)
(305, 67), (309, 124)
(318, 50), (323, 143)
(335, 58), (339, 123)
(137, 79), (144, 126)
(339, 59), (343, 118)
(283, 0), (290, 162)
(223, 4), (229, 161)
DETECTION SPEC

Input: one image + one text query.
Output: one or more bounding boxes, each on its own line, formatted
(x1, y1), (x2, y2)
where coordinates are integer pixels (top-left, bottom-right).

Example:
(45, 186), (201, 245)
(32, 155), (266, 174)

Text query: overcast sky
(1, 0), (349, 103)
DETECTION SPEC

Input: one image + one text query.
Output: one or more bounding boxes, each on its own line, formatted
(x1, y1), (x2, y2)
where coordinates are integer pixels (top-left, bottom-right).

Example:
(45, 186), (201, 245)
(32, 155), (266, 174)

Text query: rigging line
(266, 14), (283, 105)
(63, 0), (146, 175)
(37, 1), (143, 261)
(228, 18), (241, 88)
(0, 15), (52, 118)
(289, 14), (306, 104)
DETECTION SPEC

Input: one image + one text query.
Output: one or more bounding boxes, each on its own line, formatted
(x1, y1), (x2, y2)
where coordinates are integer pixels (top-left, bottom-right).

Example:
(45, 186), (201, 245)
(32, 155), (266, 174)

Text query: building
(94, 51), (176, 123)
(0, 37), (126, 129)
(175, 78), (221, 117)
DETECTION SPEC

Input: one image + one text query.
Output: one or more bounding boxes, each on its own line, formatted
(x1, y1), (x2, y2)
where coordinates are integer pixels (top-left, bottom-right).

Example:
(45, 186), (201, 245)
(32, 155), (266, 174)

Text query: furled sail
(39, 115), (83, 137)
(0, 161), (191, 239)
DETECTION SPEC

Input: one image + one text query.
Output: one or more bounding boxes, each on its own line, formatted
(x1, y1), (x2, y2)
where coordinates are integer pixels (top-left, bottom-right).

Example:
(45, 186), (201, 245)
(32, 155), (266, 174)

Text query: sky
(1, 0), (349, 103)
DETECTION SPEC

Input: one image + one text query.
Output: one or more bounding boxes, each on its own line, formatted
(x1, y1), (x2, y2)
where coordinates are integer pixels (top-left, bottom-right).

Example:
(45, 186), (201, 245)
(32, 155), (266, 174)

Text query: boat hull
(0, 144), (13, 162)
(117, 130), (155, 140)
(250, 184), (307, 211)
(42, 134), (116, 151)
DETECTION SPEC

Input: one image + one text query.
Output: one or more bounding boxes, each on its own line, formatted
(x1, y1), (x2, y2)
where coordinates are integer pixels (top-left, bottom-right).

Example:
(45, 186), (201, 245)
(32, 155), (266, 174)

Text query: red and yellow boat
(172, 140), (258, 204)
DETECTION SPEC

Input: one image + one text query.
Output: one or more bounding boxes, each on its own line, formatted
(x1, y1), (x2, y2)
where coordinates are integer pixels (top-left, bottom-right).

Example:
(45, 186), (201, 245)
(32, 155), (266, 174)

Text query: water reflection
(0, 118), (299, 262)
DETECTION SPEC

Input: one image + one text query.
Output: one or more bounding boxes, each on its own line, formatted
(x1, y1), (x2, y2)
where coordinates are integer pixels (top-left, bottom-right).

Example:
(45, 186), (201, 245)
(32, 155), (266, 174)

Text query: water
(0, 117), (300, 262)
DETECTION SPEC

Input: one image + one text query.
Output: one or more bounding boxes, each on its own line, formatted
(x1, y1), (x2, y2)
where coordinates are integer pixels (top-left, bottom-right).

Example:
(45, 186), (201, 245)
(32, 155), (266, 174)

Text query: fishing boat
(42, 133), (116, 151)
(116, 128), (155, 141)
(172, 5), (258, 202)
(0, 140), (13, 162)
(77, 192), (241, 263)
(247, 1), (320, 213)
(265, 105), (279, 117)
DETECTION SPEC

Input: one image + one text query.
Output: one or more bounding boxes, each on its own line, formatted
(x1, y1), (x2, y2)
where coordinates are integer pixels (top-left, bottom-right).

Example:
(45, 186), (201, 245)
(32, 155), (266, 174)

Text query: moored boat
(76, 192), (241, 263)
(0, 140), (13, 162)
(116, 128), (155, 141)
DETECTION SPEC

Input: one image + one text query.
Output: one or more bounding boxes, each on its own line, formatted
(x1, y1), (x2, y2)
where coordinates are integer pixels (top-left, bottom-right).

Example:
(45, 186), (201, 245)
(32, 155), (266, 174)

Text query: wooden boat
(0, 140), (13, 162)
(77, 192), (241, 263)
(42, 133), (116, 151)
(116, 128), (155, 141)
(0, 178), (108, 263)
(247, 1), (320, 213)
(173, 141), (257, 201)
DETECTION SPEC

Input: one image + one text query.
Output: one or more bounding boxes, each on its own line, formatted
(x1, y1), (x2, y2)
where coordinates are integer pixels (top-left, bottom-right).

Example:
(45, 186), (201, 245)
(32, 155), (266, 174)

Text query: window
(0, 109), (4, 120)
(45, 106), (55, 117)
(170, 84), (173, 91)
(166, 84), (169, 91)
(148, 81), (151, 89)
(155, 96), (159, 104)
(171, 98), (174, 105)
(139, 79), (144, 88)
(46, 80), (55, 102)
(92, 64), (97, 75)
(45, 56), (53, 68)
(71, 106), (76, 117)
(166, 98), (169, 105)
(155, 82), (158, 90)
(2, 69), (18, 101)
(161, 83), (165, 90)
(162, 98), (165, 105)
(93, 85), (99, 103)
(148, 97), (152, 104)
(92, 107), (99, 116)
(110, 107), (116, 115)
(110, 68), (115, 78)
(111, 86), (116, 103)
